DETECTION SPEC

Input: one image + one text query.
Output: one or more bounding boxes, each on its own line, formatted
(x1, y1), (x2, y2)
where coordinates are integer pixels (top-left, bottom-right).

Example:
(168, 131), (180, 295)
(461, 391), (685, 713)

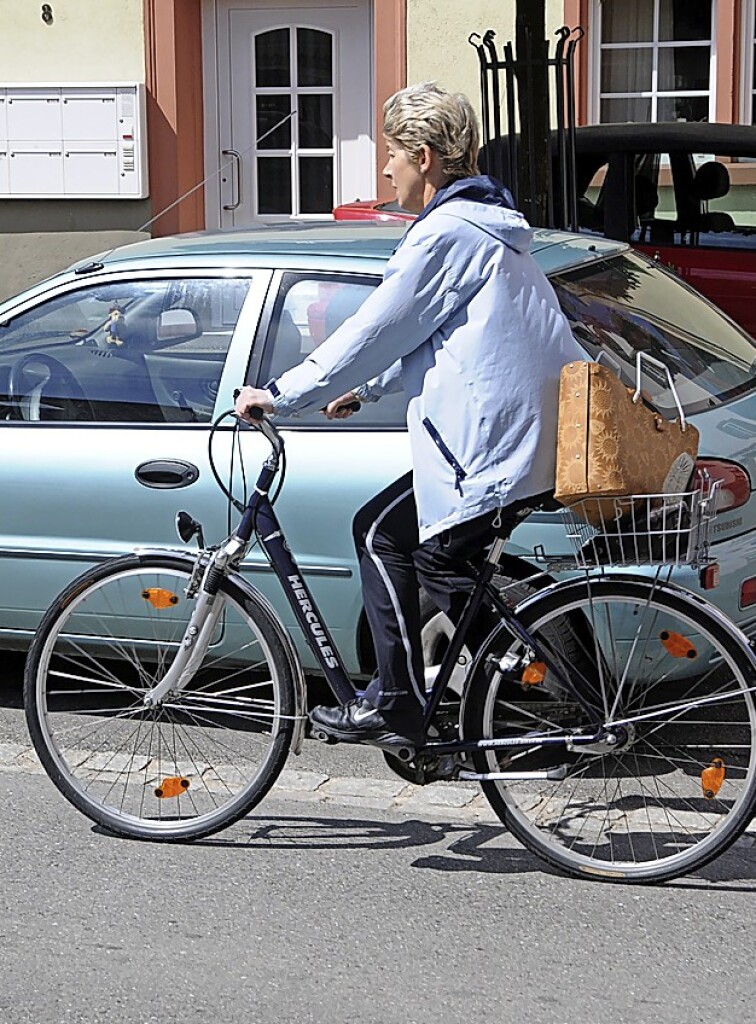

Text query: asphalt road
(2, 659), (756, 1024)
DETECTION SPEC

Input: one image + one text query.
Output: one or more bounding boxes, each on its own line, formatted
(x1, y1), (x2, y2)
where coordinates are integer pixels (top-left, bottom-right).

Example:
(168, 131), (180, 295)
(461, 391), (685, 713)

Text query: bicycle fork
(142, 537), (246, 707)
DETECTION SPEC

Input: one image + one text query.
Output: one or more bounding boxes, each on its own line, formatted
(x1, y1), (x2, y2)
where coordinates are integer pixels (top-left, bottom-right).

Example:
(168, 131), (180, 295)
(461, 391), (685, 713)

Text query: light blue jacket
(271, 192), (583, 542)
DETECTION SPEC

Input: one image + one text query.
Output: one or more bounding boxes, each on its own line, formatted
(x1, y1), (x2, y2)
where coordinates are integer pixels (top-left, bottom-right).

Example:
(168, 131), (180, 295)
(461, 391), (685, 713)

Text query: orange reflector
(155, 777), (190, 799)
(521, 661), (547, 686)
(701, 758), (725, 800)
(700, 563), (720, 590)
(659, 630), (697, 659)
(141, 587), (179, 610)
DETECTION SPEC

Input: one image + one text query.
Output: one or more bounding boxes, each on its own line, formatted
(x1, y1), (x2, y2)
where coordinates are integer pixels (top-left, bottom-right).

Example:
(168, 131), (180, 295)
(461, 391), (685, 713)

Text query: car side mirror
(157, 308), (201, 343)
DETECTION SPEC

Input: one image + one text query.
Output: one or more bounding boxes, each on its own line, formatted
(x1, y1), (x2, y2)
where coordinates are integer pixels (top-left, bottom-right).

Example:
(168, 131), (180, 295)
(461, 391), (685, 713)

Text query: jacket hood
(407, 175), (533, 253)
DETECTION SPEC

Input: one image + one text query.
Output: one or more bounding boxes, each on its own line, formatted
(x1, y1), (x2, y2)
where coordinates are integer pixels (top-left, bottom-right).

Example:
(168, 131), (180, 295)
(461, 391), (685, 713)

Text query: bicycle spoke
(467, 578), (756, 882)
(27, 560), (295, 839)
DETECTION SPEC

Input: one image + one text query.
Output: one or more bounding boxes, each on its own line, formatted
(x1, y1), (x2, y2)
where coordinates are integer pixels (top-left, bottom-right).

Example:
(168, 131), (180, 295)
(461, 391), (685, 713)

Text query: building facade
(0, 0), (753, 241)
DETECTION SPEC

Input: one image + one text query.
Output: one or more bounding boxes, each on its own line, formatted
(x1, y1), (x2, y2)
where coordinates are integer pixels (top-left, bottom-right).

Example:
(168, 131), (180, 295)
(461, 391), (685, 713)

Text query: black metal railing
(469, 25), (584, 230)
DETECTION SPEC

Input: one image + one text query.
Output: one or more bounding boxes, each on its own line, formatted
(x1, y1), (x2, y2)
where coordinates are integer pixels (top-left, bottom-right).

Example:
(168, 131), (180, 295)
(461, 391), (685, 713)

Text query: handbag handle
(632, 351), (687, 431)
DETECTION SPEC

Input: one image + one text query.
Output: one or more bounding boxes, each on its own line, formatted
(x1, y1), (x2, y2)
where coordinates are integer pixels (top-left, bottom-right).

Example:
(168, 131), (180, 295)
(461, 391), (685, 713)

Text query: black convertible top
(573, 122), (756, 156)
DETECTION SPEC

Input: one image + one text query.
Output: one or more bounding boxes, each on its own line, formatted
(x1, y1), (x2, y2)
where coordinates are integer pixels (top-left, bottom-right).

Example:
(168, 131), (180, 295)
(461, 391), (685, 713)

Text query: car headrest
(634, 175), (659, 217)
(692, 161), (730, 201)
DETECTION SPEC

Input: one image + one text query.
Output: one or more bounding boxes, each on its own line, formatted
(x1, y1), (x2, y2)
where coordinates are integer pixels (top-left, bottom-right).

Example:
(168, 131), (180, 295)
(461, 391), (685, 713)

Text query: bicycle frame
(147, 415), (608, 766)
(240, 417), (606, 758)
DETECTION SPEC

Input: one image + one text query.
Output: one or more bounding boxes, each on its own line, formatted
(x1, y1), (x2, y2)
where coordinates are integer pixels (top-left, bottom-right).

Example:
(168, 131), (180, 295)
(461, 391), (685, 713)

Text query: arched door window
(253, 26), (335, 217)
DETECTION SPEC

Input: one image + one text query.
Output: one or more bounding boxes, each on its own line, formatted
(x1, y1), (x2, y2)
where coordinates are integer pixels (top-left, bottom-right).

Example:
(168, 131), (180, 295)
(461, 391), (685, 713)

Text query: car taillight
(694, 458), (752, 513)
(740, 577), (756, 609)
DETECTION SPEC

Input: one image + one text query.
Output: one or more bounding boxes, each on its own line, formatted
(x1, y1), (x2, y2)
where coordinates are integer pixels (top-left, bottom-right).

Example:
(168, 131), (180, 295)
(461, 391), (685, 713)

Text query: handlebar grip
(320, 400), (362, 414)
(233, 389), (265, 422)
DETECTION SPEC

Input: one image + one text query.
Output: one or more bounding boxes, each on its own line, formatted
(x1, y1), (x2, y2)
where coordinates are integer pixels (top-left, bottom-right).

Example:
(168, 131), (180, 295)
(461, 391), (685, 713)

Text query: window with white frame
(253, 26), (336, 217)
(595, 0), (715, 123)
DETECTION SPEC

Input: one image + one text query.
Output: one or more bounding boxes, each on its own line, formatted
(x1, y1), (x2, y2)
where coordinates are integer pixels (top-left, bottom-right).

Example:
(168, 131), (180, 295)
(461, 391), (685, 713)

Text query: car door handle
(135, 459), (200, 489)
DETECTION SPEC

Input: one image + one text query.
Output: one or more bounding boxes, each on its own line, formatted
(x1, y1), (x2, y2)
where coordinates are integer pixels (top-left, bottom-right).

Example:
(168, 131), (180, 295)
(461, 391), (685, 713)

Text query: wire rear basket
(560, 482), (720, 569)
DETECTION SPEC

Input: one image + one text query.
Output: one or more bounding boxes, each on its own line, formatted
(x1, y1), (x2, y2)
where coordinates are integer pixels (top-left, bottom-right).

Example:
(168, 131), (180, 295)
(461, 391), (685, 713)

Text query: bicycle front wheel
(462, 576), (756, 883)
(25, 554), (298, 841)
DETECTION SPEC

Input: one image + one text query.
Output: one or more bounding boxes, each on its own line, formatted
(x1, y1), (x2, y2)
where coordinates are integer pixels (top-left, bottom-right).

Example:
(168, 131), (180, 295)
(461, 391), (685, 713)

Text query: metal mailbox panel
(0, 83), (147, 198)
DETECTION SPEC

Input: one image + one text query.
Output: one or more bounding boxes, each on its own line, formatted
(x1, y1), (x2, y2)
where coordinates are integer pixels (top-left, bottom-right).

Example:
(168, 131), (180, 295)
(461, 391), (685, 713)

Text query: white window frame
(252, 24), (337, 220)
(589, 0), (717, 124)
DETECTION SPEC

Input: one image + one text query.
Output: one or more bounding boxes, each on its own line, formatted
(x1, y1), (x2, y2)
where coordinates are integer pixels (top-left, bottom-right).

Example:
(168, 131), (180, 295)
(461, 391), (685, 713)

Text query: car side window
(627, 151), (756, 251)
(258, 272), (409, 428)
(0, 277), (251, 424)
(553, 250), (756, 417)
(684, 154), (756, 250)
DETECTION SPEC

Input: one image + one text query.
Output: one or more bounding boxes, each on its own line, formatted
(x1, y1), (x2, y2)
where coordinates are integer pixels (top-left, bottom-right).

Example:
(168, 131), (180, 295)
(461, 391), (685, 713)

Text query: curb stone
(0, 741), (499, 822)
(8, 743), (750, 835)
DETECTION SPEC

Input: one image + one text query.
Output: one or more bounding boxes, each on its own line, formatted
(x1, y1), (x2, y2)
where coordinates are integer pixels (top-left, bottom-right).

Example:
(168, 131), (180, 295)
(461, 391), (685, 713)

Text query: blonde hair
(383, 82), (480, 180)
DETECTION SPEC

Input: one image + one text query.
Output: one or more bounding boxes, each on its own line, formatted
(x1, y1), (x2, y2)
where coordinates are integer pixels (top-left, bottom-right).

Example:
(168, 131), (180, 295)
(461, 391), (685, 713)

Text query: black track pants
(352, 470), (551, 721)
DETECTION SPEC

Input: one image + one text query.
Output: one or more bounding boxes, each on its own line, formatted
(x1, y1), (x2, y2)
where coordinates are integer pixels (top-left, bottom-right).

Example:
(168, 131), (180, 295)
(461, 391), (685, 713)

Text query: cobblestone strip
(0, 740), (499, 822)
(4, 740), (756, 840)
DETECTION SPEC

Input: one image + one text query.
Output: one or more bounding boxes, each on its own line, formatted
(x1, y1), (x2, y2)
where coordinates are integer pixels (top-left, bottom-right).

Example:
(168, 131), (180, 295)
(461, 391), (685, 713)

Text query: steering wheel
(7, 353), (94, 422)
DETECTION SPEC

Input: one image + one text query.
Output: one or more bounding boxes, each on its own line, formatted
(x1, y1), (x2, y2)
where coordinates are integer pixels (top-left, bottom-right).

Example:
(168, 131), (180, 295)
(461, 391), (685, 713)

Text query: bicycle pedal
(375, 742), (415, 762)
(311, 727), (336, 745)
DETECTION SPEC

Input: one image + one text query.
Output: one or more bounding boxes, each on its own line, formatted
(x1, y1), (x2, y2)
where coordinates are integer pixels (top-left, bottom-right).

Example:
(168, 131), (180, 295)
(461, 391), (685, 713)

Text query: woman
(235, 82), (583, 748)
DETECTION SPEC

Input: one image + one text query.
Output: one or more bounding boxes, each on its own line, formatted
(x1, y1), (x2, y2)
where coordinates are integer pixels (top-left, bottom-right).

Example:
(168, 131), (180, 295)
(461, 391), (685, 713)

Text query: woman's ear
(417, 144), (433, 174)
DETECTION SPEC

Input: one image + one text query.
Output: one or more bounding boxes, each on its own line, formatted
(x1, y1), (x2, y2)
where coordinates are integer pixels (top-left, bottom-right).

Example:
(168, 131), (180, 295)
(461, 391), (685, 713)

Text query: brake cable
(208, 408), (287, 516)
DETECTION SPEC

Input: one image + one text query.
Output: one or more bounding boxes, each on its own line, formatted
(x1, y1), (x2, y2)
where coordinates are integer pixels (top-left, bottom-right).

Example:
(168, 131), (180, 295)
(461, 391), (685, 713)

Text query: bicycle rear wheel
(25, 553), (298, 841)
(462, 576), (756, 883)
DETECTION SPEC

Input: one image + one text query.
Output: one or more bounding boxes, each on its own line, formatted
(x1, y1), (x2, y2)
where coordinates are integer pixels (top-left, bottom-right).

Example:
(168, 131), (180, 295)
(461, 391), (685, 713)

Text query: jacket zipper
(422, 417), (467, 495)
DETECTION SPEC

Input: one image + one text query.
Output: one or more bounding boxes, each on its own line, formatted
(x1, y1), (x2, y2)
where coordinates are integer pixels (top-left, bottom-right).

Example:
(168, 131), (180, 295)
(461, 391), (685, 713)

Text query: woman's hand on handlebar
(324, 392), (361, 420)
(234, 386), (274, 423)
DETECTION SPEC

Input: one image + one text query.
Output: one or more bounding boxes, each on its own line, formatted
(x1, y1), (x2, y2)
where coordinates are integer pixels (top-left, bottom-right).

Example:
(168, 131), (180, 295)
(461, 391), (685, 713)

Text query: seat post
(487, 536), (506, 565)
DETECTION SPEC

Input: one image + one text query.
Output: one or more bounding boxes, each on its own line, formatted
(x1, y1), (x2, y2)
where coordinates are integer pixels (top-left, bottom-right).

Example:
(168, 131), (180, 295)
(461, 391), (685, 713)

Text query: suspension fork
(143, 538), (244, 706)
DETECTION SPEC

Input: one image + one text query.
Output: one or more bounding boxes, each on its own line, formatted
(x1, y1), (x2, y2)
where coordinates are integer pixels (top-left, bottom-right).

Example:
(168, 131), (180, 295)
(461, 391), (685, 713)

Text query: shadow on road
(93, 812), (756, 888)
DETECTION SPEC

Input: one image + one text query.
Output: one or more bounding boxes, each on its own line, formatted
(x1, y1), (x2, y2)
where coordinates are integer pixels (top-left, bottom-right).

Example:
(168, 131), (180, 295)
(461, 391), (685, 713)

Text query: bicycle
(23, 408), (756, 883)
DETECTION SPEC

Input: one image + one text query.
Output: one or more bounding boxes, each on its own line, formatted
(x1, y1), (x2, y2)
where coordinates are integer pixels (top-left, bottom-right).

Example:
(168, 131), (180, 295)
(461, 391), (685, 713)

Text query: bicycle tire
(461, 576), (756, 883)
(24, 552), (297, 841)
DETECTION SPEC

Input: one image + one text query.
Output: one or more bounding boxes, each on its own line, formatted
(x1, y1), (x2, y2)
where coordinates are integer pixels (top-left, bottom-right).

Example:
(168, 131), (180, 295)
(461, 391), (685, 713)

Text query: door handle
(222, 148), (242, 210)
(135, 459), (200, 489)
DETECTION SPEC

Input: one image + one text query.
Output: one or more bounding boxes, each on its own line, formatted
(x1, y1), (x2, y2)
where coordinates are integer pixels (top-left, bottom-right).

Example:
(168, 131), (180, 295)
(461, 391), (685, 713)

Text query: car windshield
(553, 250), (756, 417)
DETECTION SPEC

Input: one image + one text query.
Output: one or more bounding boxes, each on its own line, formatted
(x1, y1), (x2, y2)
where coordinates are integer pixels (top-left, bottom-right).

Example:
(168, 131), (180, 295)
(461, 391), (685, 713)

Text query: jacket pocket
(422, 417), (467, 495)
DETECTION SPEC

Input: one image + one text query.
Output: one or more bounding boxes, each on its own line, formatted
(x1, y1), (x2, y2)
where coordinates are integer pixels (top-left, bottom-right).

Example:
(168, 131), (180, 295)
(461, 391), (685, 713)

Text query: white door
(216, 0), (374, 225)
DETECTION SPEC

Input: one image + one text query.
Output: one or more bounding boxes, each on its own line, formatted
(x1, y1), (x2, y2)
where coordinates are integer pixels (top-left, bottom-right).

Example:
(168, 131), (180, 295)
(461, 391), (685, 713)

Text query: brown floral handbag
(554, 354), (699, 525)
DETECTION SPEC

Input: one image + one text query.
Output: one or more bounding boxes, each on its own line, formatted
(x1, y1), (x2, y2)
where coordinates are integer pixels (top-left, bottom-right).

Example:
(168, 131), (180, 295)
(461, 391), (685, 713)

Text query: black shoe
(309, 698), (423, 749)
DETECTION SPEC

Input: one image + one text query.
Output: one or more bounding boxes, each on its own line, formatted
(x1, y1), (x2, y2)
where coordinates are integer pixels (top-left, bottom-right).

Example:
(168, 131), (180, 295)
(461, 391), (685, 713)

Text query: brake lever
(320, 401), (362, 415)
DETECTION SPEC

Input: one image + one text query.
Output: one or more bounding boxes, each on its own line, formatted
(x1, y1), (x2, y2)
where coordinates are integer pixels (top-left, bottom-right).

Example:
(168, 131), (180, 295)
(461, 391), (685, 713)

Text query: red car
(332, 198), (414, 223)
(337, 124), (756, 338)
(562, 123), (756, 339)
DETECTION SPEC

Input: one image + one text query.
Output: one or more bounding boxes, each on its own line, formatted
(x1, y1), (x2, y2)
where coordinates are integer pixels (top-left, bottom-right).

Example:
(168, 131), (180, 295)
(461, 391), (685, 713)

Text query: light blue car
(1, 223), (755, 680)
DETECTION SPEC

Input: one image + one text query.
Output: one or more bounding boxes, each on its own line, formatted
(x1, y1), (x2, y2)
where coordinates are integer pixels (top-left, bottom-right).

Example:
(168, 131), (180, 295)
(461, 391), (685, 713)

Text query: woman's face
(382, 139), (427, 214)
